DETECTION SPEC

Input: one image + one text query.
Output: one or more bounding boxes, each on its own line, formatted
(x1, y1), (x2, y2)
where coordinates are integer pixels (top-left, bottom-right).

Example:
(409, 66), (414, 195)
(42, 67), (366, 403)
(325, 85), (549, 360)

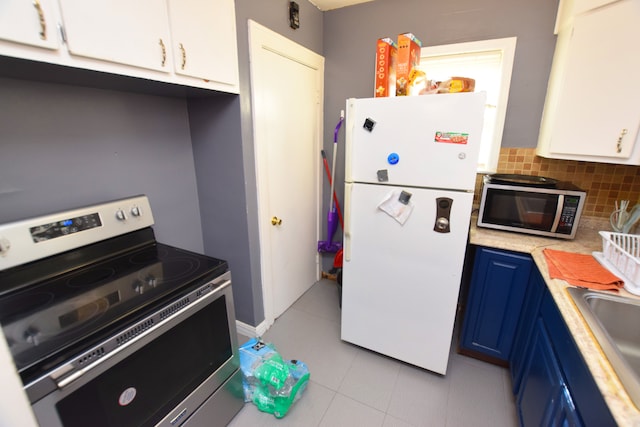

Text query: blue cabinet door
(510, 267), (546, 395)
(549, 384), (584, 427)
(460, 247), (532, 361)
(516, 288), (616, 427)
(540, 292), (616, 426)
(517, 317), (564, 426)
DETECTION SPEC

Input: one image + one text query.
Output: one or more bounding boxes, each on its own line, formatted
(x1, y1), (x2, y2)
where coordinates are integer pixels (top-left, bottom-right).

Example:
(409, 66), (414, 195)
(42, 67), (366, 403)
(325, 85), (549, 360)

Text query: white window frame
(419, 37), (517, 173)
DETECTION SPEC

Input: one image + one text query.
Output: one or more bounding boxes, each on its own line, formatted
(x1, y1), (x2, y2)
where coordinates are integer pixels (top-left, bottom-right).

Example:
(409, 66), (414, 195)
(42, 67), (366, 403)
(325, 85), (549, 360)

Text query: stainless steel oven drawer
(180, 369), (244, 427)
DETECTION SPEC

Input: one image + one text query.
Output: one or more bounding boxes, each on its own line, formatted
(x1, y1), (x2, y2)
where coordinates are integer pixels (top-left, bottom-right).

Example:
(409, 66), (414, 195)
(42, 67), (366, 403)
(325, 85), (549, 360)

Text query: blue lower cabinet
(463, 246), (617, 426)
(460, 247), (532, 362)
(516, 291), (616, 427)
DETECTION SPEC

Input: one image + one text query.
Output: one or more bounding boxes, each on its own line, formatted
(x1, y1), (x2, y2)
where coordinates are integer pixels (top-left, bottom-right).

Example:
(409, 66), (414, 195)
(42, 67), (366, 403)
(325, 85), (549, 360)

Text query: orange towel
(543, 248), (624, 291)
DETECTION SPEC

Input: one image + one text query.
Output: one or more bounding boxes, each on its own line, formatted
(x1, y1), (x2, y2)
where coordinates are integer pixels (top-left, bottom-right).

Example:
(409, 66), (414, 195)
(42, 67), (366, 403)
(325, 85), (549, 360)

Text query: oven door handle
(50, 275), (232, 390)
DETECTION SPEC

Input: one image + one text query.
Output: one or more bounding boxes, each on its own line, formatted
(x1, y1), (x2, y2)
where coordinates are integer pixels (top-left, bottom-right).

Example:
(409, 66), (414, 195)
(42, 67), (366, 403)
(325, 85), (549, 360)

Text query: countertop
(469, 216), (640, 426)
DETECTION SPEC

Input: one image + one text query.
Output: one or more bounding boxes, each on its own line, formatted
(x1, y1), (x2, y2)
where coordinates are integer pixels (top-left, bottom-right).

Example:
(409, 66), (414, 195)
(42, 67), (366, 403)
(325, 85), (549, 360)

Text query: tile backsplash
(474, 148), (640, 219)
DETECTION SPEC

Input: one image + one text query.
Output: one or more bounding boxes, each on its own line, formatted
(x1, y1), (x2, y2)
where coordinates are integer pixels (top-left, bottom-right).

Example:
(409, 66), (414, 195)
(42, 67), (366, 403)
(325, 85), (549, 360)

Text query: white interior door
(249, 20), (323, 326)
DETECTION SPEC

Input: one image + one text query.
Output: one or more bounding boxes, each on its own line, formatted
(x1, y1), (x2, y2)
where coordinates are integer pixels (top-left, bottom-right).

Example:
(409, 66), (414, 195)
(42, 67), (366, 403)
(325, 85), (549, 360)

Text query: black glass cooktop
(0, 230), (227, 376)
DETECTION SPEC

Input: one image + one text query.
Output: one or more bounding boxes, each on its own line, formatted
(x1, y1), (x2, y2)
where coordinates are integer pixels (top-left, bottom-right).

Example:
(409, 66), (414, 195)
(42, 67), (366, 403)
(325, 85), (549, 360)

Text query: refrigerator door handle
(344, 99), (355, 183)
(344, 182), (352, 261)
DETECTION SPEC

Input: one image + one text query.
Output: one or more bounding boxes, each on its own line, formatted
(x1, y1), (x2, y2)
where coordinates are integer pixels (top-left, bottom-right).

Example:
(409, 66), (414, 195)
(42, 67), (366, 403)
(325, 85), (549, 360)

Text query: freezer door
(345, 93), (486, 190)
(341, 183), (473, 375)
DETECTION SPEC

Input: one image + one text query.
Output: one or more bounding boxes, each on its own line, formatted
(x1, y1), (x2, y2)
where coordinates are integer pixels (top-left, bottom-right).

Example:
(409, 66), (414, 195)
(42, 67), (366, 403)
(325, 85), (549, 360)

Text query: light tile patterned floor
(229, 279), (519, 427)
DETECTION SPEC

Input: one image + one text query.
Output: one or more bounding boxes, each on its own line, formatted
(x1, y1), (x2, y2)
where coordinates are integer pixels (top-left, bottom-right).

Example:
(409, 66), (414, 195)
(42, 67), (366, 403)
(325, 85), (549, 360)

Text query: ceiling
(308, 0), (375, 11)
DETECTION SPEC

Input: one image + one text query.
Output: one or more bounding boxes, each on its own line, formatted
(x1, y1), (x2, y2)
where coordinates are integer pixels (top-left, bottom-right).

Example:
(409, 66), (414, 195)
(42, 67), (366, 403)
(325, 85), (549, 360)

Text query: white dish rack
(593, 231), (640, 295)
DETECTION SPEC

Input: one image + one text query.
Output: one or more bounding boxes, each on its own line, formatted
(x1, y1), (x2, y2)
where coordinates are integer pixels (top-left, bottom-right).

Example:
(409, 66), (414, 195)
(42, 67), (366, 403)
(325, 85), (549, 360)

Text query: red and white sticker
(118, 387), (137, 406)
(434, 132), (469, 144)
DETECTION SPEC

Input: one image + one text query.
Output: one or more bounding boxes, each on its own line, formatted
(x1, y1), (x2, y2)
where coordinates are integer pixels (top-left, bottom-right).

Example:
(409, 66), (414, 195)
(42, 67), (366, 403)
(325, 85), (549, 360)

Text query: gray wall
(0, 77), (204, 252)
(319, 0), (559, 268)
(188, 95), (254, 323)
(323, 0), (558, 148)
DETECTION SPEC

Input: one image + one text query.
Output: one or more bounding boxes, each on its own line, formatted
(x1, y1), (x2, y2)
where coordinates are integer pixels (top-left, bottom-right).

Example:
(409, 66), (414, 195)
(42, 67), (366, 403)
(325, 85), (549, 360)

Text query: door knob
(271, 216), (283, 226)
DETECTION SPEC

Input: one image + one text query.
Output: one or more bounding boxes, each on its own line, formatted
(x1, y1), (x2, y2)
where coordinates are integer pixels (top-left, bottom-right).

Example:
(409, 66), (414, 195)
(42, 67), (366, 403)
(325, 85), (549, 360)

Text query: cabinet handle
(159, 38), (166, 67)
(33, 0), (46, 40)
(616, 128), (628, 154)
(179, 43), (186, 70)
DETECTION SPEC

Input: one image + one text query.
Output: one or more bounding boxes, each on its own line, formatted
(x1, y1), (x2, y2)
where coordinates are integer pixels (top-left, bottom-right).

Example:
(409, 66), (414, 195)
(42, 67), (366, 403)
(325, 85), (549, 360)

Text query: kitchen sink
(568, 287), (640, 409)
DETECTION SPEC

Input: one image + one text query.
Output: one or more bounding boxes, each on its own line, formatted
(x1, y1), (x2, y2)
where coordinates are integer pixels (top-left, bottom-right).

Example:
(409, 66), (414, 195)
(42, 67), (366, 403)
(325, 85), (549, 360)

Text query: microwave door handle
(550, 195), (564, 233)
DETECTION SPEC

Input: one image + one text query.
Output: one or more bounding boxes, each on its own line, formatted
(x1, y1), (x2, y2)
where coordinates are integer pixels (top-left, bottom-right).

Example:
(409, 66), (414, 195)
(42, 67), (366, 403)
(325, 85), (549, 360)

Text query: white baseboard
(236, 319), (269, 340)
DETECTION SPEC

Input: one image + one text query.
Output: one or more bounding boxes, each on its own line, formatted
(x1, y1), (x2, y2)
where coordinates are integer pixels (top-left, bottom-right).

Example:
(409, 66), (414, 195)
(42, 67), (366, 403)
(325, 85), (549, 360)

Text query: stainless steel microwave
(477, 174), (587, 239)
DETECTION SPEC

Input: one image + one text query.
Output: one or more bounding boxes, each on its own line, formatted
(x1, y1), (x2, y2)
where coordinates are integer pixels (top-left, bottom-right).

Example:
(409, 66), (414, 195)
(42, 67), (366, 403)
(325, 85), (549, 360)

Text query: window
(417, 37), (517, 173)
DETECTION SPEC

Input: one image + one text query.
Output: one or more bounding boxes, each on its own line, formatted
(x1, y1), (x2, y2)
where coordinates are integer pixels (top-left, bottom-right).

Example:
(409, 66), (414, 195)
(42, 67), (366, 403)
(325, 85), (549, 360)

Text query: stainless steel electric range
(0, 195), (243, 427)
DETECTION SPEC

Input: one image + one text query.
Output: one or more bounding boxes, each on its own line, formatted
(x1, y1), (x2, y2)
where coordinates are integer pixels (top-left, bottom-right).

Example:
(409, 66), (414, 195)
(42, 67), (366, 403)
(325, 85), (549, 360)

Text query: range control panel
(0, 195), (154, 271)
(30, 213), (103, 243)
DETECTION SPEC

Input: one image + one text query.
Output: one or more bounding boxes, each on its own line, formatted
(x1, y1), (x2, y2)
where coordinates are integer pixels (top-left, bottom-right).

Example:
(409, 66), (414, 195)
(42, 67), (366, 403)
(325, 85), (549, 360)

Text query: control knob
(131, 206), (141, 217)
(115, 209), (127, 221)
(145, 274), (157, 288)
(24, 326), (41, 346)
(132, 279), (145, 294)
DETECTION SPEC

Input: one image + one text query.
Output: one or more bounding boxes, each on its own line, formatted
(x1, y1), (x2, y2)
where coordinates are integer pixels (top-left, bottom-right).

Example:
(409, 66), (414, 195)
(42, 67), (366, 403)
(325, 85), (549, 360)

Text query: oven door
(30, 271), (243, 427)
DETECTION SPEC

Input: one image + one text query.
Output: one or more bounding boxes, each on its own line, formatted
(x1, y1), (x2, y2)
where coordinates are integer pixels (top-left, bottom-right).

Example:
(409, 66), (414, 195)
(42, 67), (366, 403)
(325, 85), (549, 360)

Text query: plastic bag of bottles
(239, 337), (310, 418)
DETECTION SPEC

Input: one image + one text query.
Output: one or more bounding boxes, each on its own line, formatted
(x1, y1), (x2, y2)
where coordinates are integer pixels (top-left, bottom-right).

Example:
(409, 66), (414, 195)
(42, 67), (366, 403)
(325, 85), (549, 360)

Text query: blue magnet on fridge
(387, 153), (399, 165)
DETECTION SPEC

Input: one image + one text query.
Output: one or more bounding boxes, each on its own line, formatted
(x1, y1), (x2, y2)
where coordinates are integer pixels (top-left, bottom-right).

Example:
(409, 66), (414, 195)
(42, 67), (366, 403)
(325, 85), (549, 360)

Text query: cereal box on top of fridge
(396, 32), (422, 96)
(374, 37), (397, 97)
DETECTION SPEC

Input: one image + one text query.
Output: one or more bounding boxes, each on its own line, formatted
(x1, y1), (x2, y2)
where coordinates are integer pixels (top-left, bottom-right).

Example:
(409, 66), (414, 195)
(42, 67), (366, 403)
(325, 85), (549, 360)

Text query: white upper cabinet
(0, 0), (239, 93)
(0, 0), (60, 50)
(167, 0), (239, 87)
(537, 0), (640, 164)
(58, 0), (172, 73)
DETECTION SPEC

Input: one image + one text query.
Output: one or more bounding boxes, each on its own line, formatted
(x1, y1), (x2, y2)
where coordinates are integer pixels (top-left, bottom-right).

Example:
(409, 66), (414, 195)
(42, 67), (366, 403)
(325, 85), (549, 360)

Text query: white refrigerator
(341, 92), (486, 375)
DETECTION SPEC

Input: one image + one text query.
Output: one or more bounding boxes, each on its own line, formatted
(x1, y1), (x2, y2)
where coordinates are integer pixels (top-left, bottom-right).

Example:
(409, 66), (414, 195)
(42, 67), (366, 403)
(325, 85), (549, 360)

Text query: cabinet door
(58, 0), (172, 72)
(460, 247), (532, 361)
(549, 384), (584, 427)
(517, 319), (563, 427)
(558, 0), (622, 28)
(510, 267), (546, 395)
(167, 0), (239, 86)
(573, 0), (620, 15)
(0, 0), (60, 50)
(541, 292), (616, 426)
(545, 0), (640, 160)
